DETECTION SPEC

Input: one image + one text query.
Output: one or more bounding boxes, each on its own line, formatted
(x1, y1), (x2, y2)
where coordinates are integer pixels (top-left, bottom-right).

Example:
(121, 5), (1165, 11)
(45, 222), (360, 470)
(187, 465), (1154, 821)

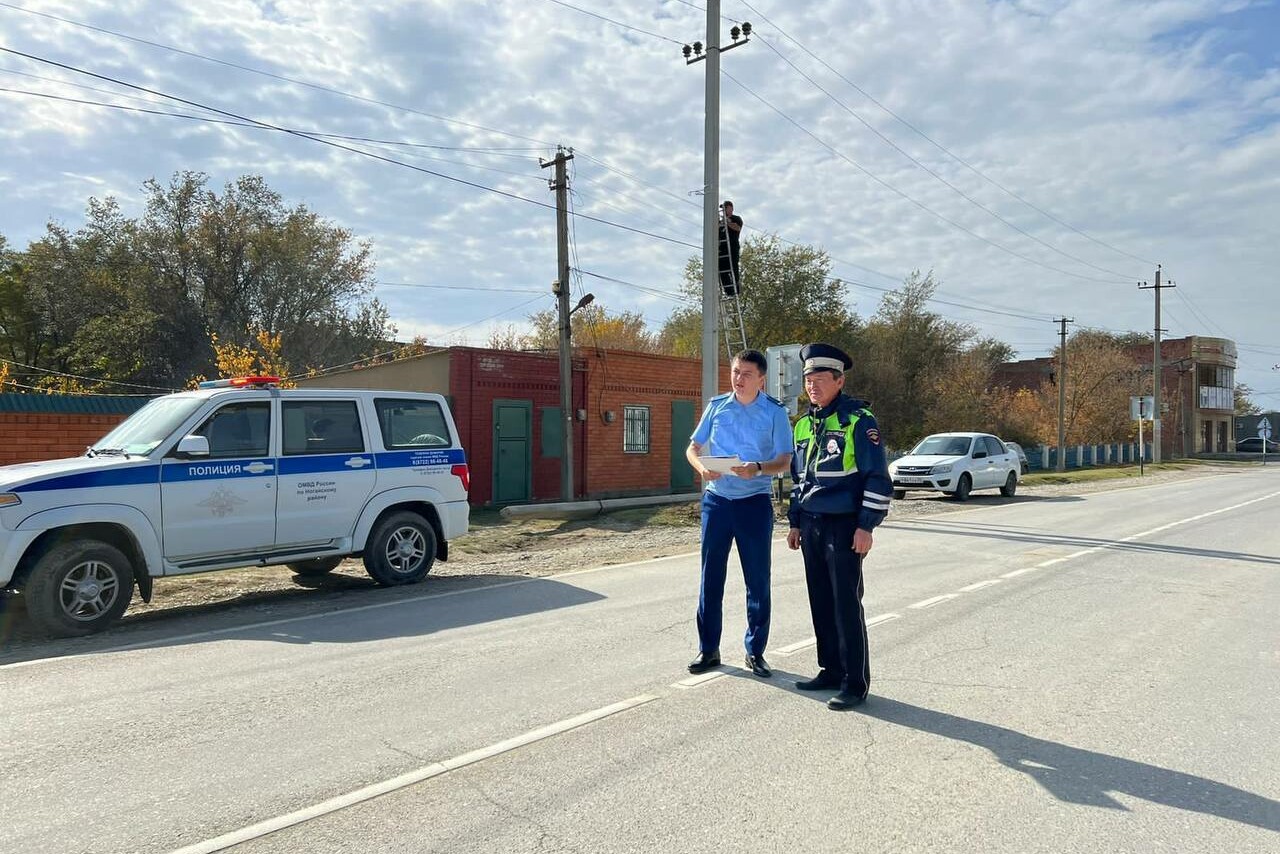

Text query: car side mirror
(973, 450), (988, 459)
(174, 434), (210, 458)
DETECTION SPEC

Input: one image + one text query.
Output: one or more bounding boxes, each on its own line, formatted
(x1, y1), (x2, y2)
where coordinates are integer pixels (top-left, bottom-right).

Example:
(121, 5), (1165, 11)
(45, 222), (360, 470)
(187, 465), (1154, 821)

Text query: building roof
(0, 393), (154, 415)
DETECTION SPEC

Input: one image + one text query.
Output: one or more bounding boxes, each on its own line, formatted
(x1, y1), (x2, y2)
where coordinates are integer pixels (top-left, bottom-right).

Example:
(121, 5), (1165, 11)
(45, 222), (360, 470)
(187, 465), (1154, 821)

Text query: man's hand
(787, 528), (802, 550)
(699, 467), (722, 481)
(729, 462), (757, 478)
(853, 528), (873, 556)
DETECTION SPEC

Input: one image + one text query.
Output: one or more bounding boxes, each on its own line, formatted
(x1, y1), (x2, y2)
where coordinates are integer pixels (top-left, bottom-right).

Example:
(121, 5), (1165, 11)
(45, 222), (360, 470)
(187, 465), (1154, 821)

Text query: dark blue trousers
(797, 511), (870, 698)
(696, 491), (774, 657)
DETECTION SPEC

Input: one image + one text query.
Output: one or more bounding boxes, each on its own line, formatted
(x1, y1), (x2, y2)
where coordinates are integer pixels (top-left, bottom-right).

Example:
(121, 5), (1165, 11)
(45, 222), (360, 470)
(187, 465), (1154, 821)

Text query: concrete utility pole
(541, 146), (576, 501)
(682, 4), (751, 409)
(1054, 317), (1074, 472)
(1139, 265), (1174, 464)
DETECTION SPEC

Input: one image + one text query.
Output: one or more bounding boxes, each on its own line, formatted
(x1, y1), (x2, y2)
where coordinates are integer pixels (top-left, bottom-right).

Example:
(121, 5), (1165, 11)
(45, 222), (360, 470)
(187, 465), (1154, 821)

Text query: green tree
(659, 235), (860, 358)
(847, 271), (976, 447)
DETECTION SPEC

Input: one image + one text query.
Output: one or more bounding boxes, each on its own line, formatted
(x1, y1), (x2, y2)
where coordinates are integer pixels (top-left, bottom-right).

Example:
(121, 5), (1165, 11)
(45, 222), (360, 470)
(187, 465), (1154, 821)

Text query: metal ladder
(717, 212), (747, 360)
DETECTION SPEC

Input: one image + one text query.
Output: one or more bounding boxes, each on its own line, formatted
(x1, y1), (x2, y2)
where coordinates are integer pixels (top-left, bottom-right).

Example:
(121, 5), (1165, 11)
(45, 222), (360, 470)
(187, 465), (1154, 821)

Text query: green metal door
(493, 399), (532, 504)
(671, 399), (696, 491)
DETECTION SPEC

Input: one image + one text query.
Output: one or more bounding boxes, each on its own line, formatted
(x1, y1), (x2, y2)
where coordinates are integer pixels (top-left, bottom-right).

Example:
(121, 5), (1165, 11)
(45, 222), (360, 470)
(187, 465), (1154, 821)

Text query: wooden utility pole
(1054, 317), (1074, 472)
(541, 146), (575, 501)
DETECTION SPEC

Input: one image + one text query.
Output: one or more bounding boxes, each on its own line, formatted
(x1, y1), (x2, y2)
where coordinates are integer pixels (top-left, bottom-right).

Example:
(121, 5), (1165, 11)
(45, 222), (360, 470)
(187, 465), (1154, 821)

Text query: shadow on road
(0, 574), (604, 666)
(897, 519), (1280, 566)
(861, 697), (1280, 833)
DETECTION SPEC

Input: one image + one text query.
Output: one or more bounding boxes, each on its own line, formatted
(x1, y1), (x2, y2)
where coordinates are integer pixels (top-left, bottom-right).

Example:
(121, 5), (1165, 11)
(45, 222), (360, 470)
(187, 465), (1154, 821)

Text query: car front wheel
(892, 489), (906, 500)
(24, 540), (134, 637)
(363, 512), (436, 586)
(952, 474), (972, 501)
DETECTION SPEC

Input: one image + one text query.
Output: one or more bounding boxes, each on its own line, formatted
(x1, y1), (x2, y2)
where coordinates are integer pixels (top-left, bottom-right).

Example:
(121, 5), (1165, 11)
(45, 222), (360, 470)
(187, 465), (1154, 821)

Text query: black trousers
(798, 512), (870, 697)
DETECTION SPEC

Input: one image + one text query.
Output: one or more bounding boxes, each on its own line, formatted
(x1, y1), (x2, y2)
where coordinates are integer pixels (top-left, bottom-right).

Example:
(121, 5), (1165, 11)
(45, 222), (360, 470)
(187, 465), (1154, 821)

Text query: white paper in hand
(699, 455), (743, 474)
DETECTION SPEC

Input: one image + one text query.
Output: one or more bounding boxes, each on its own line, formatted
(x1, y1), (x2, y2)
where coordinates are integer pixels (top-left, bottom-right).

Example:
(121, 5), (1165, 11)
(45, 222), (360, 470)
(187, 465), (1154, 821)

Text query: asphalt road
(2, 469), (1277, 853)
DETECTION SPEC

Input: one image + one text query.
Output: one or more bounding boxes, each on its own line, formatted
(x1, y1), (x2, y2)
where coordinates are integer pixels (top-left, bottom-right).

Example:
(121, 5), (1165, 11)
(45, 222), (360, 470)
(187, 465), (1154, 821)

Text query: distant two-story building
(993, 335), (1239, 457)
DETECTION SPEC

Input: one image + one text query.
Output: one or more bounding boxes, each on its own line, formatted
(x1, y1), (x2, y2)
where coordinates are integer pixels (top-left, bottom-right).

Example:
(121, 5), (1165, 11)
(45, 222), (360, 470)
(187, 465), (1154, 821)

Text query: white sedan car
(889, 432), (1021, 501)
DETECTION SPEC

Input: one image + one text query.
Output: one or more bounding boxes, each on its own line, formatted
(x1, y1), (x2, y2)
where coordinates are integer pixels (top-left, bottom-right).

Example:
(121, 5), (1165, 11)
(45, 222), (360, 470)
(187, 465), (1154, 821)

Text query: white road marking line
(673, 667), (735, 688)
(1001, 567), (1039, 578)
(909, 594), (959, 610)
(959, 579), (1004, 592)
(773, 637), (817, 655)
(163, 693), (659, 854)
(867, 613), (902, 627)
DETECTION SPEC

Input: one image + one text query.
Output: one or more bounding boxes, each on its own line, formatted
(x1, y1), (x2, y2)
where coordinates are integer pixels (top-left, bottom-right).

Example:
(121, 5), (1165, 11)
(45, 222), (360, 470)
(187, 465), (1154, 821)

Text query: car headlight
(0, 493), (20, 507)
(930, 464), (953, 474)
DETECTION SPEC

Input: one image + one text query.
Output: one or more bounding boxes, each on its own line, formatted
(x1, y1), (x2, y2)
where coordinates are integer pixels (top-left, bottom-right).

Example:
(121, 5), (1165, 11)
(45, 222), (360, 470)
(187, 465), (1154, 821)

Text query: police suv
(0, 377), (470, 637)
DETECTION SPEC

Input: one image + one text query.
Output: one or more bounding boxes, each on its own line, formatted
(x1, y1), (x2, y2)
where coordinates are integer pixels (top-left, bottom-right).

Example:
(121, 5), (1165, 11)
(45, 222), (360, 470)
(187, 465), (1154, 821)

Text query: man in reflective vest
(787, 342), (893, 709)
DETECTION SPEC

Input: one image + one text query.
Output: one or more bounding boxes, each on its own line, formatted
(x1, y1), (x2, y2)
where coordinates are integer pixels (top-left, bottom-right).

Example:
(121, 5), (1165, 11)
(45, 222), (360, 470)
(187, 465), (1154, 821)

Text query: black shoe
(687, 651), (721, 674)
(744, 654), (772, 678)
(827, 690), (866, 710)
(795, 671), (842, 691)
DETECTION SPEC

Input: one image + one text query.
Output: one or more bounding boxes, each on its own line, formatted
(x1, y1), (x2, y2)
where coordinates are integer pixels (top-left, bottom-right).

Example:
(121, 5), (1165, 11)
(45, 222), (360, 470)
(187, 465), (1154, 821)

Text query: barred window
(623, 405), (650, 454)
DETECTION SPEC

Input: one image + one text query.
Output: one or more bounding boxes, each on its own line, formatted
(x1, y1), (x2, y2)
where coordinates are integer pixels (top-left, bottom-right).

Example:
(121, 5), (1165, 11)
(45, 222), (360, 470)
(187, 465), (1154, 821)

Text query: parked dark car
(1004, 441), (1030, 475)
(1236, 437), (1279, 453)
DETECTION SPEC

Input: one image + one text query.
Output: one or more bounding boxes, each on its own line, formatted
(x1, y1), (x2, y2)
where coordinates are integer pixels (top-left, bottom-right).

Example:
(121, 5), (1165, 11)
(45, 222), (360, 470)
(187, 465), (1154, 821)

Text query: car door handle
(244, 461), (274, 474)
(344, 457), (372, 468)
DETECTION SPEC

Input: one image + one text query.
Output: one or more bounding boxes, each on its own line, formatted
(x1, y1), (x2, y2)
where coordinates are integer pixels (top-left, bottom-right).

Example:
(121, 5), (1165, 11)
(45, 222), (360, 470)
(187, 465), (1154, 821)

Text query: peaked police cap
(800, 343), (852, 375)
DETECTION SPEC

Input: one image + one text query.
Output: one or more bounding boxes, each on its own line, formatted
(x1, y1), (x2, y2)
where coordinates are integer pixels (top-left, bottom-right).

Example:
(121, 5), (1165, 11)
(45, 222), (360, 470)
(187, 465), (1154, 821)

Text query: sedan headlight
(0, 493), (20, 507)
(930, 463), (953, 474)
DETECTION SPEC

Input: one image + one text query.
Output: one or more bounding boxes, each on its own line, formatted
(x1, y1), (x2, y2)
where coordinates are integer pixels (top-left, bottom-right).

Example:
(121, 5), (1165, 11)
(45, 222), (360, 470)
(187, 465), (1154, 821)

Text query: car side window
(984, 437), (1006, 457)
(282, 400), (365, 455)
(191, 402), (271, 458)
(374, 398), (452, 449)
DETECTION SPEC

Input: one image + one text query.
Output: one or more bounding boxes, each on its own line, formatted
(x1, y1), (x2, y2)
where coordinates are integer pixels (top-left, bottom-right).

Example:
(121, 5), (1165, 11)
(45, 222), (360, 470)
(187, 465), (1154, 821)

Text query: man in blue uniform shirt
(686, 349), (795, 678)
(787, 343), (893, 709)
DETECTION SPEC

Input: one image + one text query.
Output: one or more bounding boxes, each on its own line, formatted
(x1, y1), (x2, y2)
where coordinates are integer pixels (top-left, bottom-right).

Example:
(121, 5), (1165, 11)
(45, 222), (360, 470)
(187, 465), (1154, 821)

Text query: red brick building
(299, 346), (730, 505)
(992, 335), (1239, 457)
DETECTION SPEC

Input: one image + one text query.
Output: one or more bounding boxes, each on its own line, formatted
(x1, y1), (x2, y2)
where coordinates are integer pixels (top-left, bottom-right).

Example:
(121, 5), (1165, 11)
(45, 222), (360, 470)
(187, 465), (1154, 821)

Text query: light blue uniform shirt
(691, 391), (794, 499)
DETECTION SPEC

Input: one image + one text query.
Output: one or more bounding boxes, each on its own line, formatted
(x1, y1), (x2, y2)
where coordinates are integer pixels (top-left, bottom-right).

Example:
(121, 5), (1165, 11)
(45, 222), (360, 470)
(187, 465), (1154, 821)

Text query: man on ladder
(718, 200), (744, 296)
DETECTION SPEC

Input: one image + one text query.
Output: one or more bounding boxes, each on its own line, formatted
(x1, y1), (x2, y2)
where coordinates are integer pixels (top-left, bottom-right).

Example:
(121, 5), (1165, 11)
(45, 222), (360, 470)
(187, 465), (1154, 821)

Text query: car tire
(1000, 472), (1018, 497)
(23, 540), (134, 637)
(363, 511), (436, 587)
(892, 489), (906, 501)
(288, 557), (344, 578)
(952, 474), (972, 502)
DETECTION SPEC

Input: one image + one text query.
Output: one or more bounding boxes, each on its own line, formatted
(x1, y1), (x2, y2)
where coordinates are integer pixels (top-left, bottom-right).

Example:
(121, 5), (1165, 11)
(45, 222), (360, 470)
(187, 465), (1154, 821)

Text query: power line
(0, 86), (549, 183)
(722, 69), (1128, 285)
(574, 269), (692, 303)
(747, 30), (1138, 281)
(0, 47), (701, 253)
(538, 0), (685, 44)
(0, 356), (176, 391)
(376, 283), (546, 293)
(0, 1), (556, 147)
(737, 0), (1157, 268)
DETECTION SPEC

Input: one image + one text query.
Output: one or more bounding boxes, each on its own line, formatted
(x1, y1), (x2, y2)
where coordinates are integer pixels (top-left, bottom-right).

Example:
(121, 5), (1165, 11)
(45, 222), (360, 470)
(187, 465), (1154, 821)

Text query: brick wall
(580, 349), (729, 498)
(0, 413), (126, 466)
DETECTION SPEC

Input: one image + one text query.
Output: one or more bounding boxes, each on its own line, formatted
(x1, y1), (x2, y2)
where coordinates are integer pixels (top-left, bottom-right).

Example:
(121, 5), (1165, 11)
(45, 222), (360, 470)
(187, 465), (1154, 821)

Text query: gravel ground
(0, 463), (1246, 644)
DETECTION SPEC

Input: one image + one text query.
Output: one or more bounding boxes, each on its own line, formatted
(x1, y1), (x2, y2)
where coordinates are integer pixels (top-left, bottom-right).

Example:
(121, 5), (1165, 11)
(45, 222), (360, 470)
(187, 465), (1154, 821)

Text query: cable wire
(737, 0), (1158, 267)
(539, 0), (685, 44)
(0, 1), (555, 147)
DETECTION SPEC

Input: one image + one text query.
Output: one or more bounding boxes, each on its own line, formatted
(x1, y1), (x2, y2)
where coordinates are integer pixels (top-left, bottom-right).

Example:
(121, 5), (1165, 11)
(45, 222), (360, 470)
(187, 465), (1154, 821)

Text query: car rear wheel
(1000, 472), (1018, 497)
(363, 512), (436, 586)
(952, 474), (972, 502)
(288, 556), (344, 578)
(24, 540), (134, 637)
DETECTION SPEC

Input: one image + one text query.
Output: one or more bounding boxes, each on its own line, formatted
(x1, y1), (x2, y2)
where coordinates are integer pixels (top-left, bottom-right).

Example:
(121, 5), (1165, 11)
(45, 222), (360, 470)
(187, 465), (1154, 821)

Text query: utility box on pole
(765, 343), (803, 416)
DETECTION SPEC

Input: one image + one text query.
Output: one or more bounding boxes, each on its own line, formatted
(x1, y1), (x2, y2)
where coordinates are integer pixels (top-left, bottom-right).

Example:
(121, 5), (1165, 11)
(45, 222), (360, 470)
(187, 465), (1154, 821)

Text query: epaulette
(710, 392), (732, 402)
(762, 392), (785, 407)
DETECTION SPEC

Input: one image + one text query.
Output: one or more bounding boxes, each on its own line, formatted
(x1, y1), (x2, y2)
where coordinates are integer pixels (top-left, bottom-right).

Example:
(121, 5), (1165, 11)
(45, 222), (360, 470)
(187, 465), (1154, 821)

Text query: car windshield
(92, 396), (205, 456)
(910, 436), (972, 456)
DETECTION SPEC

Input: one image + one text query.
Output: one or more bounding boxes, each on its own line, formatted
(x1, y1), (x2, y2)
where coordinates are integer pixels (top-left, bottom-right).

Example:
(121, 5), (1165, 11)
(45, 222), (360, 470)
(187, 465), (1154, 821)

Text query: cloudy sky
(2, 0), (1278, 402)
